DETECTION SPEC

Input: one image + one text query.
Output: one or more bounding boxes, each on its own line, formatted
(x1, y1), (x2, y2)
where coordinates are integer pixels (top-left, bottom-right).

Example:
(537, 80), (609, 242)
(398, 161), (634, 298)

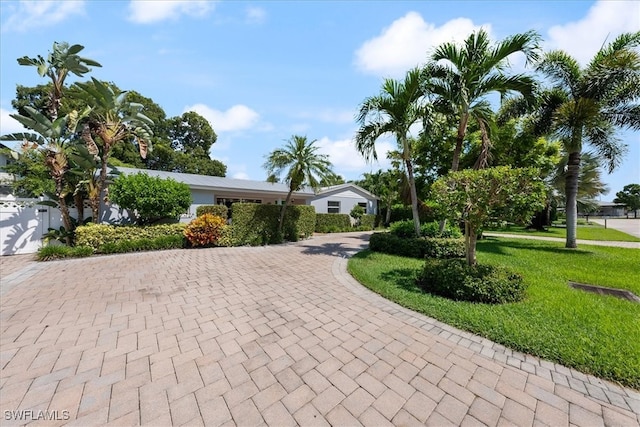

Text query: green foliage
(109, 173), (192, 225)
(381, 203), (438, 224)
(389, 220), (461, 238)
(75, 222), (185, 250)
(231, 203), (315, 245)
(0, 145), (53, 197)
(614, 184), (640, 216)
(418, 258), (526, 304)
(350, 205), (365, 221)
(184, 214), (227, 247)
(315, 213), (352, 233)
(360, 214), (377, 230)
(37, 245), (93, 261)
(99, 235), (185, 254)
(369, 232), (465, 259)
(195, 205), (228, 219)
(217, 225), (241, 247)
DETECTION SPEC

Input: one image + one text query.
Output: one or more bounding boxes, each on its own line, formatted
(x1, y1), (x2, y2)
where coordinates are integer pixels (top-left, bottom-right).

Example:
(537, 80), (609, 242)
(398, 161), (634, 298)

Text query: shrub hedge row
(360, 214), (377, 230)
(232, 203), (316, 245)
(75, 223), (186, 250)
(315, 213), (352, 233)
(195, 205), (228, 219)
(389, 220), (462, 239)
(368, 232), (465, 259)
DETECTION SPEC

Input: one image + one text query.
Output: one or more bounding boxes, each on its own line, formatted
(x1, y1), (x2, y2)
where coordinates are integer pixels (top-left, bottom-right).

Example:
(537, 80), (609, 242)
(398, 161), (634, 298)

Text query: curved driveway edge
(1, 232), (638, 426)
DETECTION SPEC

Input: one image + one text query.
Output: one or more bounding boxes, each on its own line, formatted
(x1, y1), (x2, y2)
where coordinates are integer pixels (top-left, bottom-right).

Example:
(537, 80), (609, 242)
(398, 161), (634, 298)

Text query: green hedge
(368, 232), (465, 259)
(99, 235), (185, 254)
(417, 258), (526, 304)
(389, 220), (462, 238)
(231, 203), (316, 245)
(360, 214), (377, 230)
(37, 245), (93, 261)
(380, 203), (438, 224)
(76, 223), (186, 251)
(195, 205), (228, 219)
(315, 213), (352, 233)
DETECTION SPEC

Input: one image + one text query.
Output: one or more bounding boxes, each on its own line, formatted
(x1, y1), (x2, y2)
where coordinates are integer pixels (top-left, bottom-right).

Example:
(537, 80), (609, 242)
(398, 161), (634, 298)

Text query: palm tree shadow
(478, 238), (593, 256)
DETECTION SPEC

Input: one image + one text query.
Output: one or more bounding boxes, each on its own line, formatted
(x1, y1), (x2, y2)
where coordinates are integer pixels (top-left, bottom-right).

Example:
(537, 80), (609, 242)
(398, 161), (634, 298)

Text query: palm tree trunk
(451, 113), (469, 172)
(405, 159), (421, 237)
(74, 193), (85, 225)
(385, 196), (392, 225)
(55, 180), (73, 246)
(466, 222), (478, 266)
(93, 144), (110, 223)
(565, 151), (581, 249)
(278, 189), (294, 237)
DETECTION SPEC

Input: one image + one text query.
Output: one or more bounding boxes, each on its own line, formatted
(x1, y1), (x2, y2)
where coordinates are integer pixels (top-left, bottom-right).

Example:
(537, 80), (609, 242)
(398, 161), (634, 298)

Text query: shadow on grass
(379, 268), (424, 294)
(478, 238), (593, 256)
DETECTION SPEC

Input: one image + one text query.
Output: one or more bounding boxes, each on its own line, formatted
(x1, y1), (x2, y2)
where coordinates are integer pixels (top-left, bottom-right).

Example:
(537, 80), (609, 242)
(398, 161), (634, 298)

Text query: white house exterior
(310, 183), (378, 215)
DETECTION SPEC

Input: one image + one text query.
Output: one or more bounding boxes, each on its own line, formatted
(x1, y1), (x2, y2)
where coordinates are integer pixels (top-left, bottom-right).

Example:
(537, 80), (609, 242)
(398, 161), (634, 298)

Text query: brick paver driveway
(1, 232), (639, 426)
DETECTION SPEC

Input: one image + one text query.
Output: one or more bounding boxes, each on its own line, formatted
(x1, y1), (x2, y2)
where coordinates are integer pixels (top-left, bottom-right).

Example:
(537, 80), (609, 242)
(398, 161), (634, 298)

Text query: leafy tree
(533, 32), (640, 247)
(76, 78), (154, 222)
(432, 167), (545, 266)
(355, 68), (430, 236)
(355, 168), (402, 225)
(319, 174), (345, 186)
(427, 29), (540, 171)
(109, 172), (192, 225)
(167, 111), (217, 154)
(0, 143), (54, 197)
(614, 184), (640, 218)
(264, 135), (336, 237)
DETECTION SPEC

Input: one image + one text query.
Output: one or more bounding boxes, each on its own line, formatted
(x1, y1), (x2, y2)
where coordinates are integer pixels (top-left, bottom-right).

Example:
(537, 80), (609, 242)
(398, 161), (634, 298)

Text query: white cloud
(316, 136), (394, 172)
(245, 6), (266, 24)
(2, 0), (85, 33)
(355, 12), (488, 78)
(232, 171), (250, 180)
(184, 104), (260, 132)
(547, 0), (640, 65)
(128, 0), (215, 24)
(0, 108), (28, 137)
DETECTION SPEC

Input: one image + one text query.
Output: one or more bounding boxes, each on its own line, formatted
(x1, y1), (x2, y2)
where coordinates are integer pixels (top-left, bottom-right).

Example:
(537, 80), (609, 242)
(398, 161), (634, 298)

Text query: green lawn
(347, 238), (640, 389)
(485, 223), (640, 242)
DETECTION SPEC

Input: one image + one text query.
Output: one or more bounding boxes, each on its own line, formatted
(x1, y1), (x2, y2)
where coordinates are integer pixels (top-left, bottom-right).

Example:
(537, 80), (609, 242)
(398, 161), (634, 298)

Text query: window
(328, 201), (340, 214)
(358, 202), (367, 210)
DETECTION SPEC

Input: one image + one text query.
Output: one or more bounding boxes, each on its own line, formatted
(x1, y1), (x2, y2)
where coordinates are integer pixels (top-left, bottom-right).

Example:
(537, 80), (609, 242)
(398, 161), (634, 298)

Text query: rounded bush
(389, 220), (462, 238)
(417, 258), (526, 304)
(184, 214), (227, 247)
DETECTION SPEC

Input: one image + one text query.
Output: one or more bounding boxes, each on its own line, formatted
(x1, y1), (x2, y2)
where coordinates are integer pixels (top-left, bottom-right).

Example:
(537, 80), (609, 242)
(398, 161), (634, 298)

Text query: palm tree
(76, 78), (154, 222)
(355, 67), (430, 236)
(428, 29), (541, 171)
(535, 32), (640, 248)
(264, 135), (335, 237)
(552, 152), (609, 217)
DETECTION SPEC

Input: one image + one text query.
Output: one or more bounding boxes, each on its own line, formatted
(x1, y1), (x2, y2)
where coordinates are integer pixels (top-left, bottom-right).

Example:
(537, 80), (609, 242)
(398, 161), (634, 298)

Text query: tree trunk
(405, 158), (421, 237)
(465, 221), (478, 266)
(451, 113), (469, 172)
(565, 151), (581, 249)
(74, 193), (85, 225)
(278, 189), (294, 237)
(385, 198), (392, 226)
(55, 178), (73, 246)
(473, 120), (491, 170)
(93, 144), (111, 224)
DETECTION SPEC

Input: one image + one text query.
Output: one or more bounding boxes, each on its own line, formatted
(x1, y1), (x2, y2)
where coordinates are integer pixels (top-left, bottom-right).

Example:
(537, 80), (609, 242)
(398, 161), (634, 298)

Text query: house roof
(115, 167), (316, 197)
(596, 201), (625, 207)
(317, 183), (379, 200)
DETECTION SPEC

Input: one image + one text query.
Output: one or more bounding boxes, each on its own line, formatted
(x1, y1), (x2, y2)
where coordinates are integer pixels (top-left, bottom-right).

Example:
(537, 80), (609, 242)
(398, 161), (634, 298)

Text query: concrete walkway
(1, 233), (638, 426)
(484, 232), (640, 249)
(590, 218), (640, 239)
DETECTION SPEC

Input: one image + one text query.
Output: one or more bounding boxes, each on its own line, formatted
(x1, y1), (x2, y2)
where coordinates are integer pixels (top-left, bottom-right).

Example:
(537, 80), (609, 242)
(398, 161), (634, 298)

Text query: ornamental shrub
(99, 235), (185, 254)
(231, 203), (315, 245)
(417, 258), (526, 304)
(315, 213), (351, 233)
(76, 223), (186, 250)
(184, 214), (227, 247)
(109, 172), (192, 225)
(195, 205), (228, 219)
(350, 205), (365, 223)
(368, 232), (465, 259)
(389, 220), (462, 238)
(360, 214), (377, 230)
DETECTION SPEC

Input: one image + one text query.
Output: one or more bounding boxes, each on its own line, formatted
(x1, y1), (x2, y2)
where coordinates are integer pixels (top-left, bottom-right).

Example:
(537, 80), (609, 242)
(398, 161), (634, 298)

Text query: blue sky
(1, 0), (638, 199)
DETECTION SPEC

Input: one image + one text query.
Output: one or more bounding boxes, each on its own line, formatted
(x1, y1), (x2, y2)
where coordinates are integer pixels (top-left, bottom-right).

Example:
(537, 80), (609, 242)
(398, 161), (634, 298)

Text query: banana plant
(76, 78), (154, 222)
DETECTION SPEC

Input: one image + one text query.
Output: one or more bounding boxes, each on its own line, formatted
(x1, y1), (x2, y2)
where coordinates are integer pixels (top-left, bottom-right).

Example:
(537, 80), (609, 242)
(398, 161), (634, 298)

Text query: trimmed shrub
(417, 258), (526, 304)
(76, 223), (186, 250)
(109, 172), (192, 225)
(389, 220), (462, 239)
(232, 203), (316, 245)
(315, 213), (351, 233)
(217, 225), (241, 247)
(37, 245), (93, 261)
(360, 214), (377, 230)
(195, 205), (228, 219)
(381, 203), (439, 224)
(184, 214), (227, 247)
(368, 232), (465, 259)
(99, 235), (185, 254)
(350, 205), (365, 223)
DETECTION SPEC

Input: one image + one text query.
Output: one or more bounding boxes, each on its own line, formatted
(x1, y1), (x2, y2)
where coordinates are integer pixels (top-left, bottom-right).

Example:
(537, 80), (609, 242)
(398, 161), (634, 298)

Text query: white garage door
(0, 199), (49, 256)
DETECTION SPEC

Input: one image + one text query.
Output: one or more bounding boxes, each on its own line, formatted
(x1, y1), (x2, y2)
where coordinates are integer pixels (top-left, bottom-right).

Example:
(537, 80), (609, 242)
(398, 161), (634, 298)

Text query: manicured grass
(486, 223), (640, 242)
(347, 238), (640, 388)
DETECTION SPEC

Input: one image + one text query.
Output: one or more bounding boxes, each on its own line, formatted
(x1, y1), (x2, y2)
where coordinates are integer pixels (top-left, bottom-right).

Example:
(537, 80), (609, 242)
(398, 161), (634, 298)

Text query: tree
(355, 68), (430, 236)
(428, 29), (541, 172)
(552, 152), (609, 213)
(355, 168), (402, 225)
(534, 32), (640, 247)
(1, 42), (100, 243)
(109, 173), (192, 225)
(264, 135), (335, 237)
(167, 111), (217, 154)
(614, 184), (640, 218)
(76, 78), (154, 222)
(432, 167), (545, 266)
(0, 142), (54, 197)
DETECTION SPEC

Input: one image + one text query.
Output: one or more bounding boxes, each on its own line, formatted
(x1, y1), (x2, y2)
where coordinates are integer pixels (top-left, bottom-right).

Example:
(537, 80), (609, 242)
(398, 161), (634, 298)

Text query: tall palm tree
(428, 29), (541, 171)
(355, 67), (430, 236)
(535, 32), (640, 248)
(264, 135), (335, 237)
(552, 151), (609, 214)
